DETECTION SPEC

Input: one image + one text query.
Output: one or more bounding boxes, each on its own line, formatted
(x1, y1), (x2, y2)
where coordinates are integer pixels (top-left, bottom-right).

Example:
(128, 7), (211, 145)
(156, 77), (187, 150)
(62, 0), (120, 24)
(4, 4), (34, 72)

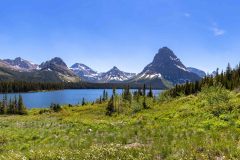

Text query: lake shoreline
(0, 89), (163, 108)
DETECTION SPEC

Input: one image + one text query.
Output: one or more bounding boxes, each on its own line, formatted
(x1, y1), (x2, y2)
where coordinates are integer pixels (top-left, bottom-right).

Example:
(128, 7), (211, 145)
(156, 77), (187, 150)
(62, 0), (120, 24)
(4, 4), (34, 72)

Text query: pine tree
(82, 98), (86, 106)
(137, 88), (143, 96)
(147, 85), (153, 98)
(2, 95), (7, 114)
(0, 101), (3, 114)
(18, 95), (27, 115)
(14, 96), (18, 114)
(102, 90), (106, 101)
(226, 63), (232, 81)
(99, 96), (102, 104)
(143, 97), (148, 109)
(7, 98), (14, 114)
(143, 84), (146, 97)
(123, 85), (132, 102)
(105, 91), (108, 101)
(106, 95), (115, 116)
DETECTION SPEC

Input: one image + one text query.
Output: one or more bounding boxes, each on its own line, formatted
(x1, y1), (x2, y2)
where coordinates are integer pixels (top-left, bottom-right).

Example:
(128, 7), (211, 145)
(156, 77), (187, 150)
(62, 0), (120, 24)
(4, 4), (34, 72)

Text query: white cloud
(211, 26), (225, 36)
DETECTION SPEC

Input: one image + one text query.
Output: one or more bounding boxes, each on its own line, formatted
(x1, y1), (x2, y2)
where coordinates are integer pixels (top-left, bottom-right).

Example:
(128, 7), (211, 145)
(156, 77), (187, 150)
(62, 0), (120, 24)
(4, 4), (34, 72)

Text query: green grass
(1, 86), (240, 159)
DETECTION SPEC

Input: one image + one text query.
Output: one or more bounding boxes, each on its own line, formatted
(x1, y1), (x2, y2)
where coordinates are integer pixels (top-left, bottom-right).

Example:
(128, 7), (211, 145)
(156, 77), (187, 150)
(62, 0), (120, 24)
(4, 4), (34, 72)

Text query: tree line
(0, 81), (159, 93)
(168, 63), (240, 98)
(0, 95), (27, 115)
(0, 81), (64, 93)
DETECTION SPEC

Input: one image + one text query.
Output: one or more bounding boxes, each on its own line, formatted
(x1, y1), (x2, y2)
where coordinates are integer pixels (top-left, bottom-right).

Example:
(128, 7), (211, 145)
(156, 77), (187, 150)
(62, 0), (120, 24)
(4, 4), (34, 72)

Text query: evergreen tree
(226, 63), (232, 81)
(18, 95), (27, 115)
(2, 95), (7, 114)
(7, 98), (14, 114)
(168, 63), (240, 98)
(82, 98), (86, 106)
(123, 85), (132, 102)
(105, 91), (108, 101)
(102, 90), (106, 101)
(147, 85), (153, 98)
(13, 96), (17, 114)
(0, 101), (5, 114)
(143, 97), (148, 109)
(143, 84), (146, 97)
(99, 96), (102, 104)
(137, 88), (143, 96)
(106, 95), (115, 116)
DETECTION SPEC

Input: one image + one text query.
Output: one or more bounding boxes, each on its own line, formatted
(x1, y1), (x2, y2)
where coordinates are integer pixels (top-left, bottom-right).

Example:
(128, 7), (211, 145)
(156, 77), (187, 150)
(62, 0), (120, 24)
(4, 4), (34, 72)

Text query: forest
(0, 81), (154, 93)
(0, 95), (27, 115)
(167, 63), (240, 98)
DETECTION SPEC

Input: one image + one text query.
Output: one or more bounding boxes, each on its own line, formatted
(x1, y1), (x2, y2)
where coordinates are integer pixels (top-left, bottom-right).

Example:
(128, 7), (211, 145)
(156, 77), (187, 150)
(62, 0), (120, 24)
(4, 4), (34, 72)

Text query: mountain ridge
(0, 47), (204, 88)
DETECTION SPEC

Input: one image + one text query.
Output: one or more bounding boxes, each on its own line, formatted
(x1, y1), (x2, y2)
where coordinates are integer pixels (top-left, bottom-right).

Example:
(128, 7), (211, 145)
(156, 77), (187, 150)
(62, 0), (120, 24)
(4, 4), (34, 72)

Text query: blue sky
(0, 0), (239, 73)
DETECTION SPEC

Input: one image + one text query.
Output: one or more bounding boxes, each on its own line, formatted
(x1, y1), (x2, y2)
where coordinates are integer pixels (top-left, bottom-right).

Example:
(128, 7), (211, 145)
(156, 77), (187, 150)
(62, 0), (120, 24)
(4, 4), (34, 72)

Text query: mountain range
(0, 47), (205, 88)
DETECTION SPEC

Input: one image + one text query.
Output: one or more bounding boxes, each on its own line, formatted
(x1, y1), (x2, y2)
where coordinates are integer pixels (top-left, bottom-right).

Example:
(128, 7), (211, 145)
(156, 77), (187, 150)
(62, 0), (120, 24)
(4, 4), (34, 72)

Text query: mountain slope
(187, 67), (206, 78)
(0, 67), (63, 82)
(3, 57), (38, 71)
(70, 63), (98, 82)
(39, 57), (80, 82)
(129, 47), (201, 88)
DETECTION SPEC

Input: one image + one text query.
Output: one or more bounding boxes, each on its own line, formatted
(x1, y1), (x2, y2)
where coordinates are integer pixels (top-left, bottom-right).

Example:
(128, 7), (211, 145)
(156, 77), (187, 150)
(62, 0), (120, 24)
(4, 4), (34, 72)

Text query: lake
(0, 89), (163, 108)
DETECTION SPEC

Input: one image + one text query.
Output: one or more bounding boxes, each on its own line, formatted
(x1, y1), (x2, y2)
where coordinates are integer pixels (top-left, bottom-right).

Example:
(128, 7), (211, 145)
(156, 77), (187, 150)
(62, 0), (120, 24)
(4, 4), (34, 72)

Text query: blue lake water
(0, 89), (163, 108)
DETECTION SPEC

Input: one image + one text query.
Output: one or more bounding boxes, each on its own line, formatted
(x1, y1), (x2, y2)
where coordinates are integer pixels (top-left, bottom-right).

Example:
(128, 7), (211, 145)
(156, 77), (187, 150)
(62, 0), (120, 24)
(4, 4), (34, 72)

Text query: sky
(0, 0), (239, 73)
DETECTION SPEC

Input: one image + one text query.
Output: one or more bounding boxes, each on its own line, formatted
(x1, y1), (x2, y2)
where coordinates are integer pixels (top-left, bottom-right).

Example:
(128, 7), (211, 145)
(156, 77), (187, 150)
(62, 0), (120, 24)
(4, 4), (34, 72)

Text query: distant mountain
(0, 49), (203, 87)
(98, 66), (136, 82)
(0, 66), (66, 82)
(39, 57), (80, 82)
(70, 64), (136, 83)
(70, 63), (98, 82)
(129, 47), (201, 88)
(0, 60), (13, 69)
(2, 57), (38, 71)
(187, 67), (206, 78)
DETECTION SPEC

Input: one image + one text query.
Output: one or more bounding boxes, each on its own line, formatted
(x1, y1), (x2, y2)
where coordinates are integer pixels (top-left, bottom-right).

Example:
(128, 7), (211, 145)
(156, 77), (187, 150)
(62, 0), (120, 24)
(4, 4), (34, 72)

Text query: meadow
(1, 86), (240, 159)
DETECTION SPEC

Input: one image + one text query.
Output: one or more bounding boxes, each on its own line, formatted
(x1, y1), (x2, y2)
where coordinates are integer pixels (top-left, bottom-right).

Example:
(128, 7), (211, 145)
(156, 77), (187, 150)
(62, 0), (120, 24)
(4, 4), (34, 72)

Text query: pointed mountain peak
(71, 63), (97, 73)
(137, 47), (201, 84)
(153, 47), (178, 63)
(111, 66), (119, 70)
(47, 57), (67, 67)
(158, 46), (173, 53)
(15, 57), (22, 60)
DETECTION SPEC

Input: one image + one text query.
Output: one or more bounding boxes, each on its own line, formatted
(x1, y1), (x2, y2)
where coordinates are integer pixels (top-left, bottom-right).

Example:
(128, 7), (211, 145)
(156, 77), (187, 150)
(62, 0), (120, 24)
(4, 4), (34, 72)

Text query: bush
(131, 101), (143, 114)
(39, 109), (51, 114)
(50, 103), (62, 112)
(198, 86), (233, 116)
(199, 86), (231, 106)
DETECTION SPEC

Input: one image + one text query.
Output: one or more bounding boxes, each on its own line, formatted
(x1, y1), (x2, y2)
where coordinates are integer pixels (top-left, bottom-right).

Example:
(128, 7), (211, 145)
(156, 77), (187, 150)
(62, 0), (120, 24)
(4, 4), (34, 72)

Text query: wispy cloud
(211, 25), (225, 36)
(184, 13), (191, 18)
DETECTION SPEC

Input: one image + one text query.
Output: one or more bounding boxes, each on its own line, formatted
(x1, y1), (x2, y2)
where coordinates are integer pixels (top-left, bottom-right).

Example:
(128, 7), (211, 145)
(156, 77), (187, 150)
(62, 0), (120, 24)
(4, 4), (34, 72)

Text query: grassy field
(1, 86), (240, 159)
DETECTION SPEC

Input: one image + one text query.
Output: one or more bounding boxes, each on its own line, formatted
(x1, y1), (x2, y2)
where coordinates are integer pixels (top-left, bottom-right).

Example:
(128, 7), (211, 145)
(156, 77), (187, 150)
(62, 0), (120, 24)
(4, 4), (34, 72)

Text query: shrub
(50, 103), (62, 112)
(198, 86), (233, 116)
(198, 86), (231, 106)
(39, 109), (51, 114)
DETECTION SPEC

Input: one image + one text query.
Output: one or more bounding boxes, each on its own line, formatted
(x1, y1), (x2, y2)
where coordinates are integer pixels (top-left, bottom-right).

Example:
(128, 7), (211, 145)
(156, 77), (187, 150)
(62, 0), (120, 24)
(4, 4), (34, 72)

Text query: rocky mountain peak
(49, 57), (67, 67)
(151, 47), (185, 69)
(3, 57), (38, 71)
(134, 47), (201, 85)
